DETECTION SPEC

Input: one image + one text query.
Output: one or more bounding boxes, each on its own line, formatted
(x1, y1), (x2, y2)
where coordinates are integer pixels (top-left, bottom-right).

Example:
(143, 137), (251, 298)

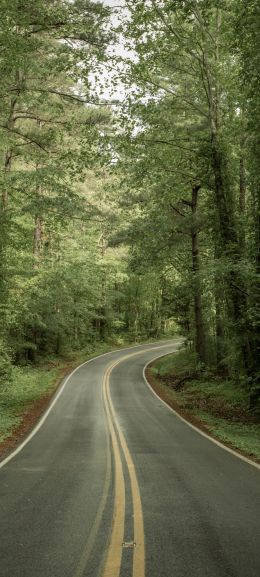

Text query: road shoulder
(145, 359), (260, 468)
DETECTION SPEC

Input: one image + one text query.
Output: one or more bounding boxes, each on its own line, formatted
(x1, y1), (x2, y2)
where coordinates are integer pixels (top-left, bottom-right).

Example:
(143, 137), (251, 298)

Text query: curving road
(0, 341), (259, 577)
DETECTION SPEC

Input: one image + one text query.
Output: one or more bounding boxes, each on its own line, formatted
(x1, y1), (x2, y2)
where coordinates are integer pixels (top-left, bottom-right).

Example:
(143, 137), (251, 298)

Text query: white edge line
(0, 340), (177, 470)
(142, 351), (260, 471)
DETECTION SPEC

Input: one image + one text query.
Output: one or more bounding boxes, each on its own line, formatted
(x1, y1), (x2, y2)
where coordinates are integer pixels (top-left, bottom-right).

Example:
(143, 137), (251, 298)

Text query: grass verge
(147, 349), (260, 463)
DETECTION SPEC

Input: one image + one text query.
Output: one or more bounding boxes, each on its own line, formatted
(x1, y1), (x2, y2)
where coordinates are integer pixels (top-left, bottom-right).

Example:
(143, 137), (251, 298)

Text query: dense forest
(0, 1), (259, 410)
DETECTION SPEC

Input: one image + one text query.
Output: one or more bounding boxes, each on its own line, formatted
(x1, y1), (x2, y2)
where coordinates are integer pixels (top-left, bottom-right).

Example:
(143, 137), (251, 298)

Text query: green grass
(151, 350), (260, 461)
(152, 348), (197, 377)
(0, 366), (60, 442)
(194, 412), (260, 458)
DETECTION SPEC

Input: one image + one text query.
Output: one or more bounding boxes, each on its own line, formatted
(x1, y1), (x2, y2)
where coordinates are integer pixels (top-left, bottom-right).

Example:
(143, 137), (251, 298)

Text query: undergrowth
(151, 349), (260, 460)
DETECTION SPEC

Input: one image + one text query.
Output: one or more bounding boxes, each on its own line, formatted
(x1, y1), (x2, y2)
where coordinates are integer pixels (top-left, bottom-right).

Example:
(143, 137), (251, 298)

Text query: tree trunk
(33, 126), (43, 264)
(2, 150), (13, 208)
(33, 214), (43, 259)
(200, 9), (251, 372)
(1, 68), (22, 208)
(191, 185), (207, 364)
(0, 93), (18, 332)
(248, 142), (260, 409)
(214, 244), (227, 373)
(239, 130), (247, 251)
(98, 230), (107, 340)
(239, 150), (246, 215)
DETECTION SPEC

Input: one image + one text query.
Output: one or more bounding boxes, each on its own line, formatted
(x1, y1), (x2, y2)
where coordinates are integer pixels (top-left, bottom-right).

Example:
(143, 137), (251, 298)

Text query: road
(0, 341), (259, 577)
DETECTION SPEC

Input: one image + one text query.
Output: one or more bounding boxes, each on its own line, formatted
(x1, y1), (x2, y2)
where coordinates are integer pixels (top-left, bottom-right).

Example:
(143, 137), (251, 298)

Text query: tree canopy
(0, 0), (259, 410)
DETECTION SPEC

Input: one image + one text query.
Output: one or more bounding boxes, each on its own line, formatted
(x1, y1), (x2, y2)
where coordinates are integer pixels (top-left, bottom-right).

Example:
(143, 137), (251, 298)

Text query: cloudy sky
(90, 0), (130, 102)
(102, 0), (125, 7)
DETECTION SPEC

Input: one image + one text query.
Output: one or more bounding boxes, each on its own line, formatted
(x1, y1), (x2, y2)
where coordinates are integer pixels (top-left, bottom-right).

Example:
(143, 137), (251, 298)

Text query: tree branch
(140, 139), (198, 153)
(230, 283), (249, 297)
(181, 198), (193, 208)
(170, 203), (186, 217)
(0, 124), (48, 152)
(10, 86), (114, 107)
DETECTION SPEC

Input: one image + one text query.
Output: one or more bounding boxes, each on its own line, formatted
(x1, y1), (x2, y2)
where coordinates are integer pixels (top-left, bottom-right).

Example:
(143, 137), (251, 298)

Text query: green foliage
(112, 0), (260, 402)
(0, 0), (125, 364)
(0, 339), (13, 387)
(0, 364), (61, 442)
(0, 0), (259, 417)
(152, 349), (198, 378)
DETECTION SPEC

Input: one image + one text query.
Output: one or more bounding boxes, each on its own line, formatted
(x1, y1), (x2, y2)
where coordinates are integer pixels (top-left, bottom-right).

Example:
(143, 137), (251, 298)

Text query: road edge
(143, 354), (260, 471)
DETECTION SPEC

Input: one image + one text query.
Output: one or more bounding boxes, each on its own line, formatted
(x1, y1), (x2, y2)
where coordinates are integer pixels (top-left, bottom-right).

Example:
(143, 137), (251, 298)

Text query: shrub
(0, 338), (14, 387)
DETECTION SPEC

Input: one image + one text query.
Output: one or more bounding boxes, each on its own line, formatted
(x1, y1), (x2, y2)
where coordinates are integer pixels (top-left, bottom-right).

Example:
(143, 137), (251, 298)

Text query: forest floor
(146, 350), (260, 464)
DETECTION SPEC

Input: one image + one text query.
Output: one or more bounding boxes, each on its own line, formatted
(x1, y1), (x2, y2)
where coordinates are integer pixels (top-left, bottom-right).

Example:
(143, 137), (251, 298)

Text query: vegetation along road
(0, 341), (259, 577)
(0, 2), (260, 576)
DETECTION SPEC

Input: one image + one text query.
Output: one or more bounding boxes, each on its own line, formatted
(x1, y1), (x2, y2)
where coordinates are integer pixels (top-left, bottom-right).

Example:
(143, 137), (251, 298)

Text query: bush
(0, 338), (14, 387)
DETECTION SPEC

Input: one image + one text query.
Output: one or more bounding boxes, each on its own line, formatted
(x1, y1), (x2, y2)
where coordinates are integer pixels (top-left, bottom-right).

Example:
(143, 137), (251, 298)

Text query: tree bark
(201, 10), (250, 372)
(33, 121), (43, 263)
(191, 185), (206, 363)
(2, 68), (23, 208)
(239, 149), (246, 215)
(239, 129), (247, 252)
(33, 214), (43, 258)
(214, 243), (227, 373)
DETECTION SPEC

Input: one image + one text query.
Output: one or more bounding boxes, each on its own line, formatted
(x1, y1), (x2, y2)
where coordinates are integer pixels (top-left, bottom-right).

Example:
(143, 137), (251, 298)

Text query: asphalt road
(0, 341), (259, 577)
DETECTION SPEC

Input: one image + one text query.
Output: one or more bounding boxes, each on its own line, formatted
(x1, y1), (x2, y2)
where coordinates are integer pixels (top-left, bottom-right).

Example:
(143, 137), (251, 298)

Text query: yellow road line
(101, 364), (126, 577)
(106, 371), (145, 577)
(81, 343), (172, 577)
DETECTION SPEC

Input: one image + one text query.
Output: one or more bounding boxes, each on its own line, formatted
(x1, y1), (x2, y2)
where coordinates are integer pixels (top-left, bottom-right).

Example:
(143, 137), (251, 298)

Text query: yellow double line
(73, 344), (173, 577)
(102, 356), (145, 577)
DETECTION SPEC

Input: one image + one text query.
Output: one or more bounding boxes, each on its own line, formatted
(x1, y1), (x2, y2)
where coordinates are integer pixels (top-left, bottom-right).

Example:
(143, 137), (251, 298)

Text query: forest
(0, 0), (259, 414)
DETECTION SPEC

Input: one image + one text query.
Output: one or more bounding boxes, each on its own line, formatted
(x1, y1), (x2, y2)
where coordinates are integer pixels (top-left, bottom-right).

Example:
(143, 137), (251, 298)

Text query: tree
(111, 0), (259, 398)
(0, 0), (112, 361)
(234, 0), (260, 405)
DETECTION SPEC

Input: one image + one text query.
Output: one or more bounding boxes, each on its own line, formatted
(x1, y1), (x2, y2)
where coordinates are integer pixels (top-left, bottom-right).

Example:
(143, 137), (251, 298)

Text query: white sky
(90, 0), (131, 103)
(102, 0), (125, 6)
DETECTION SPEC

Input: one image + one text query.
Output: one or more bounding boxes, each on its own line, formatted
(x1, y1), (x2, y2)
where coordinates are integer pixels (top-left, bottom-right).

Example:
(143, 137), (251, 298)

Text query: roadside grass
(153, 349), (198, 377)
(0, 366), (60, 442)
(150, 349), (260, 461)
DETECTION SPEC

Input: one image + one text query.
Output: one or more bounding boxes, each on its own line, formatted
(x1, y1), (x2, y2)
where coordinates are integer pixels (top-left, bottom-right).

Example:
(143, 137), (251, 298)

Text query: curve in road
(0, 340), (259, 577)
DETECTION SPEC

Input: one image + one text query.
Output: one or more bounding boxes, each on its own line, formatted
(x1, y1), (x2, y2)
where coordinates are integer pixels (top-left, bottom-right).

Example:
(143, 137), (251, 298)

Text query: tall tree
(112, 0), (259, 395)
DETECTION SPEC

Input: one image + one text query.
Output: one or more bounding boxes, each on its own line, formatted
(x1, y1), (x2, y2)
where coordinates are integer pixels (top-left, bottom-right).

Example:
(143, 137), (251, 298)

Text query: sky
(102, 0), (125, 9)
(90, 0), (130, 102)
